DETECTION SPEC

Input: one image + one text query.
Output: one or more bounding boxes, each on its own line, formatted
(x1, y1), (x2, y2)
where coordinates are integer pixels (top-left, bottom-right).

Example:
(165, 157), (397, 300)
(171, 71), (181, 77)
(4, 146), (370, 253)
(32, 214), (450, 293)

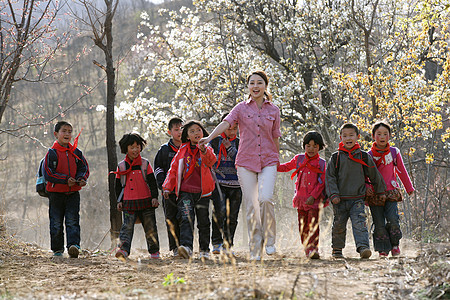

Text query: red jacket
(277, 154), (327, 210)
(44, 144), (89, 193)
(163, 143), (216, 197)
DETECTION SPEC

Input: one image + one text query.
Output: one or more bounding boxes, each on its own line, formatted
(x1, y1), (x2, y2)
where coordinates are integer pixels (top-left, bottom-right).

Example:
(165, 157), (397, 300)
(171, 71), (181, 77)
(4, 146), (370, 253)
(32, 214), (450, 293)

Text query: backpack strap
(318, 158), (326, 184)
(390, 147), (397, 166)
(141, 158), (149, 183)
(118, 160), (127, 187)
(296, 154), (305, 169)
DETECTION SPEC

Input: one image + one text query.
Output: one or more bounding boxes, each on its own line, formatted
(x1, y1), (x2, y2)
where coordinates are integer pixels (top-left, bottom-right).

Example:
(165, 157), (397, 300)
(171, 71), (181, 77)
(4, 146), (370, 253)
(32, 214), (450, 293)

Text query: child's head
(221, 113), (238, 139)
(181, 120), (209, 144)
(54, 121), (73, 147)
(168, 117), (183, 143)
(339, 123), (360, 150)
(303, 131), (325, 157)
(119, 132), (147, 159)
(372, 120), (391, 148)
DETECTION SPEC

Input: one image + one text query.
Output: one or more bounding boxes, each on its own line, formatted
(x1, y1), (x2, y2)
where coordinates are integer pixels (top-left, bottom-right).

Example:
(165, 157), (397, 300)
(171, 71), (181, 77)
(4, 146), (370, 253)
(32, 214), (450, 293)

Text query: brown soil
(1, 237), (448, 299)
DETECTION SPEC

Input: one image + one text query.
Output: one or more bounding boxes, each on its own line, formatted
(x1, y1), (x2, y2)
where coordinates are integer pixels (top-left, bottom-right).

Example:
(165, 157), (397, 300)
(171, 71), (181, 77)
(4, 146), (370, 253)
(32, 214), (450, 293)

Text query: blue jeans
(162, 193), (180, 251)
(332, 198), (370, 251)
(177, 192), (210, 252)
(119, 207), (159, 255)
(370, 201), (402, 253)
(211, 185), (242, 247)
(48, 192), (80, 253)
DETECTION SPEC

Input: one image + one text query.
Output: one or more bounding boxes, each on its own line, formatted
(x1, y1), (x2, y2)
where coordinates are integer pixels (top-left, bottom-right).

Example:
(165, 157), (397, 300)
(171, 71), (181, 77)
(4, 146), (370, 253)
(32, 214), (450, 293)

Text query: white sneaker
(173, 248), (179, 257)
(266, 245), (276, 255)
(199, 251), (210, 260)
(178, 245), (192, 259)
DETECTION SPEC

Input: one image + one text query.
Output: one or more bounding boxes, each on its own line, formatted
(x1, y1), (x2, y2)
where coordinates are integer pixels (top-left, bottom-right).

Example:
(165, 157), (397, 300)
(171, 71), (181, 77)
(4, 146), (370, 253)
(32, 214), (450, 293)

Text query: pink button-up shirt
(224, 98), (281, 173)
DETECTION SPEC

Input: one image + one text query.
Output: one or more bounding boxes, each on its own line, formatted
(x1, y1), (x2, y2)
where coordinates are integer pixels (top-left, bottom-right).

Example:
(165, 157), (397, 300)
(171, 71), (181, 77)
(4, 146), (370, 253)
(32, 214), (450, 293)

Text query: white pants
(237, 165), (277, 257)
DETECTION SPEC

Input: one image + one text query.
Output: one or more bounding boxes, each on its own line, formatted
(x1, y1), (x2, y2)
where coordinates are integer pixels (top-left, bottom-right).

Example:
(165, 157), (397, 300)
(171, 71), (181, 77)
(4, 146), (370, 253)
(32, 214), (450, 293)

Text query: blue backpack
(36, 149), (57, 197)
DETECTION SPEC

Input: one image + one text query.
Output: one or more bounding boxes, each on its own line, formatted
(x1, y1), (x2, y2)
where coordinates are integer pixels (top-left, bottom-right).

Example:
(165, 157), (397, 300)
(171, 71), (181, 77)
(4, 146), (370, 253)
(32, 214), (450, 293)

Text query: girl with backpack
(277, 131), (328, 259)
(114, 132), (160, 260)
(367, 121), (414, 257)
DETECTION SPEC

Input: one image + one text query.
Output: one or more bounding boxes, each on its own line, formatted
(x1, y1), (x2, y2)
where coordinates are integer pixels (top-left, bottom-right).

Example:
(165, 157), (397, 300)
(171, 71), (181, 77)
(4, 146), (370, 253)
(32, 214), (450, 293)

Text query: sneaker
(306, 249), (320, 259)
(266, 245), (276, 255)
(150, 251), (160, 259)
(212, 244), (222, 254)
(391, 246), (401, 257)
(172, 248), (179, 257)
(379, 251), (389, 257)
(359, 248), (372, 259)
(249, 255), (261, 261)
(68, 245), (80, 258)
(53, 251), (63, 257)
(332, 249), (344, 258)
(115, 249), (128, 260)
(178, 245), (192, 259)
(199, 251), (210, 260)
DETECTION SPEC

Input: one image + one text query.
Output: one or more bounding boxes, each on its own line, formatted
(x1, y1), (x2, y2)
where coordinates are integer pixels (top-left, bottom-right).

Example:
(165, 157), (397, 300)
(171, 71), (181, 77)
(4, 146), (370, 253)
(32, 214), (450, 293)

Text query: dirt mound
(0, 236), (448, 299)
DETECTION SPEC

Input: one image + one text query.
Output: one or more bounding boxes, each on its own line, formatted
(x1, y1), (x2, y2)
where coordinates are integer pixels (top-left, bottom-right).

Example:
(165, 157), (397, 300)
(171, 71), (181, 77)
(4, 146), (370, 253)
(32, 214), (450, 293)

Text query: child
(325, 123), (386, 259)
(162, 120), (217, 259)
(114, 132), (160, 260)
(209, 113), (242, 254)
(367, 121), (414, 257)
(43, 121), (89, 257)
(277, 131), (327, 259)
(154, 117), (183, 257)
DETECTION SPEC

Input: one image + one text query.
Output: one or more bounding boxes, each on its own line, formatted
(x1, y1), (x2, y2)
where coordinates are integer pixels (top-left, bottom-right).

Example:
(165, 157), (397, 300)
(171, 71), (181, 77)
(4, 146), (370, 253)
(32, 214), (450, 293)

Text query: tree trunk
(104, 0), (120, 247)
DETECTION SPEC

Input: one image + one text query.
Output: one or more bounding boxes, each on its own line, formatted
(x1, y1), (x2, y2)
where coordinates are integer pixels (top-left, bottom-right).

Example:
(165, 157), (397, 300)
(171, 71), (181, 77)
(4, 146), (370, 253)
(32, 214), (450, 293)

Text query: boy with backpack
(154, 117), (183, 256)
(325, 123), (386, 259)
(43, 121), (89, 257)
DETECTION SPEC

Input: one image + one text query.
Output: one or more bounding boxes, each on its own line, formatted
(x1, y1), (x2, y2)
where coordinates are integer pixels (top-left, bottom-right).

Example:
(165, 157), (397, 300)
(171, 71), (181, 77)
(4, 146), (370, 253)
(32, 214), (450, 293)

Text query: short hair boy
(153, 117), (183, 256)
(325, 123), (386, 259)
(209, 113), (242, 254)
(44, 121), (89, 258)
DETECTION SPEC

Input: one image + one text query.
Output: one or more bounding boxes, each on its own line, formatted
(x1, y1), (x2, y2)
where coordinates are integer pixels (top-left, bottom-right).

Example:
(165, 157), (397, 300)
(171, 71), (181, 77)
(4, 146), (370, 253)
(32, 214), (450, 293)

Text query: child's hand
(222, 138), (231, 148)
(77, 179), (87, 187)
(117, 202), (123, 211)
(198, 144), (206, 153)
(163, 190), (170, 199)
(152, 198), (159, 207)
(331, 197), (341, 205)
(68, 177), (77, 187)
(305, 196), (315, 205)
(366, 188), (374, 196)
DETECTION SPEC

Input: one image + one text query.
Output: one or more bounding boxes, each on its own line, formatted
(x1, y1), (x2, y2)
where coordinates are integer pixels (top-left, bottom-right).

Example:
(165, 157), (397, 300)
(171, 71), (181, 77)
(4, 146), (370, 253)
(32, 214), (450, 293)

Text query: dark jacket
(154, 139), (179, 190)
(44, 147), (89, 193)
(325, 148), (386, 201)
(209, 136), (240, 188)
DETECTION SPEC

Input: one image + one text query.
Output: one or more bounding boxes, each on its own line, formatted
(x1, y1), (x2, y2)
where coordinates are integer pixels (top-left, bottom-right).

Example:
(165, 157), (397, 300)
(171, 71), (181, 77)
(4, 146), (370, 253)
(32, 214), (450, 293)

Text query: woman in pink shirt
(367, 121), (414, 257)
(199, 70), (281, 260)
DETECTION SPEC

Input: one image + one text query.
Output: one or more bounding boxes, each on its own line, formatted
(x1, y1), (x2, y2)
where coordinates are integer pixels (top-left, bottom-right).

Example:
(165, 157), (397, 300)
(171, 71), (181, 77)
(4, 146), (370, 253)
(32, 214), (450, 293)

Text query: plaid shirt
(122, 197), (154, 212)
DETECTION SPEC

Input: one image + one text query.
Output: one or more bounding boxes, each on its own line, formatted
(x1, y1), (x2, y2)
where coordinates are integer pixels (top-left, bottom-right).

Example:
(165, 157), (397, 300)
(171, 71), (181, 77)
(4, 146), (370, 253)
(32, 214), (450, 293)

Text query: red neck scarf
(290, 153), (323, 180)
(184, 143), (200, 179)
(113, 154), (142, 176)
(370, 142), (390, 167)
(169, 140), (180, 152)
(217, 133), (237, 167)
(338, 142), (371, 167)
(52, 130), (82, 161)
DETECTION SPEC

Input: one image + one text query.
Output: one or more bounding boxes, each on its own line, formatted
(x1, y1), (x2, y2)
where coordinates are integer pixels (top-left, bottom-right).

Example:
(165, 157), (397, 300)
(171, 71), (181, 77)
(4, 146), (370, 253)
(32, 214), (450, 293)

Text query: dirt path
(1, 237), (447, 299)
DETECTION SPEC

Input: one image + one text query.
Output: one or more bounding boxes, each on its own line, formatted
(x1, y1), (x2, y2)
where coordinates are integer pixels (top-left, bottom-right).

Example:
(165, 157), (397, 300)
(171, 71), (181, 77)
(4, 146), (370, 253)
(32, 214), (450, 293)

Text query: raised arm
(199, 121), (230, 146)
